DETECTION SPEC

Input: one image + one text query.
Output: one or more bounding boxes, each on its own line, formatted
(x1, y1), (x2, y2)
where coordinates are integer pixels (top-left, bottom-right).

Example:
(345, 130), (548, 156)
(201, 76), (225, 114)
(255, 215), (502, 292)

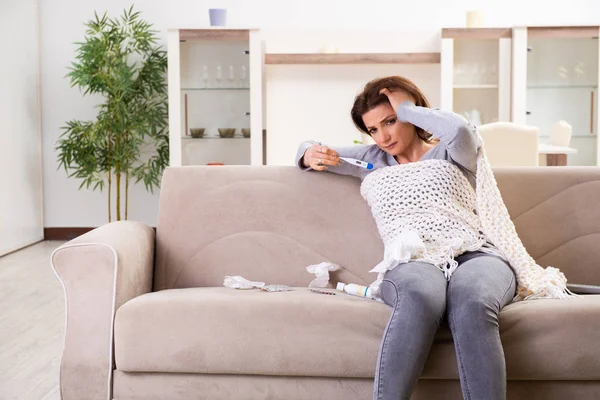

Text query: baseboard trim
(44, 226), (157, 241)
(44, 227), (94, 241)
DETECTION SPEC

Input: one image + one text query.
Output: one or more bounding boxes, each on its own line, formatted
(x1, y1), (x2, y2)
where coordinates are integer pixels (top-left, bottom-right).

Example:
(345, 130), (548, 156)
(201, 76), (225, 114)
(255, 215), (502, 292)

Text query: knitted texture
(360, 134), (574, 302)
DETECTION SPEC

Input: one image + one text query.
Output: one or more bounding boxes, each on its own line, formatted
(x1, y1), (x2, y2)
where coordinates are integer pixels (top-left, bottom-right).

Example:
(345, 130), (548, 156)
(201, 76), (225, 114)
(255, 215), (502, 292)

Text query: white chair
(549, 120), (573, 147)
(477, 122), (539, 166)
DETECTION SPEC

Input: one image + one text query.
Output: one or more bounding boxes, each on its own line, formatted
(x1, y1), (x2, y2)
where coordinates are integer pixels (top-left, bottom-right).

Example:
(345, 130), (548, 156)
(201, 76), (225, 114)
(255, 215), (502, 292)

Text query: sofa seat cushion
(115, 287), (390, 378)
(114, 288), (600, 379)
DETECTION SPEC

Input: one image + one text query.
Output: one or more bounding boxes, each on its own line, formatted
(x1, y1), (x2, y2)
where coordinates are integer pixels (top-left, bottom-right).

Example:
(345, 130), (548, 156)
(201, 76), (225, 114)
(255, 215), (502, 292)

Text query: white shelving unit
(167, 28), (264, 166)
(441, 28), (512, 125)
(512, 26), (600, 166)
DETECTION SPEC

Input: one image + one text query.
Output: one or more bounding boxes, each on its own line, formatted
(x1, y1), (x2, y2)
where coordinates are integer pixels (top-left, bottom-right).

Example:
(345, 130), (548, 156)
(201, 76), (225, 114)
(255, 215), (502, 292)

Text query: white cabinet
(512, 26), (600, 166)
(167, 28), (264, 166)
(441, 28), (512, 125)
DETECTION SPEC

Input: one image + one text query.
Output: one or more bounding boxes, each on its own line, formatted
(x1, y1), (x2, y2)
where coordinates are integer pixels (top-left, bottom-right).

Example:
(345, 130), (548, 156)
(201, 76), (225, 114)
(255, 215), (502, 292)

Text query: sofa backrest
(154, 166), (600, 291)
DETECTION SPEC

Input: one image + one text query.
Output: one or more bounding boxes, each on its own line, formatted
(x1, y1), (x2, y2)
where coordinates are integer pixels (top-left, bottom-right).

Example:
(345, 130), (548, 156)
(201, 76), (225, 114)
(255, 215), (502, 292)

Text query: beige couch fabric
(115, 287), (600, 380)
(112, 371), (600, 400)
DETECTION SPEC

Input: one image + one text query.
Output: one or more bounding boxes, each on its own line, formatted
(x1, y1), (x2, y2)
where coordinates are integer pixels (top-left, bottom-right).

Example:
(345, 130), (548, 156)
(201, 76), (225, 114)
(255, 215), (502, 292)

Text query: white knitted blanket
(360, 135), (575, 302)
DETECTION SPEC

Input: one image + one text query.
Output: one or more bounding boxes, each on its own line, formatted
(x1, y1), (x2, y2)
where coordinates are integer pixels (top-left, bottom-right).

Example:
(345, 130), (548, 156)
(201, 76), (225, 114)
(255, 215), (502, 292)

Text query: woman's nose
(381, 126), (393, 141)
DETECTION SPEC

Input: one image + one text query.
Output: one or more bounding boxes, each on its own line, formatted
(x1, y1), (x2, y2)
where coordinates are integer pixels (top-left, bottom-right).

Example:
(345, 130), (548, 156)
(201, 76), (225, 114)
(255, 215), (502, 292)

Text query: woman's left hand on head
(379, 88), (414, 113)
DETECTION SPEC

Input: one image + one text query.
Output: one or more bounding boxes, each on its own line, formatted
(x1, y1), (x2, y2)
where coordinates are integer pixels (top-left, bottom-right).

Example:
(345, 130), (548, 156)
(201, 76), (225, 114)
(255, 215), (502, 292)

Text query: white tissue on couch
(306, 262), (340, 288)
(223, 276), (265, 289)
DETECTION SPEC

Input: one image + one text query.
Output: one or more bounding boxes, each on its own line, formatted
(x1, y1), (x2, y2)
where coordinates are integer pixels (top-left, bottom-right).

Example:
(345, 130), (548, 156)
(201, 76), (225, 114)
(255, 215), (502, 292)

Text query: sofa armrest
(51, 220), (155, 400)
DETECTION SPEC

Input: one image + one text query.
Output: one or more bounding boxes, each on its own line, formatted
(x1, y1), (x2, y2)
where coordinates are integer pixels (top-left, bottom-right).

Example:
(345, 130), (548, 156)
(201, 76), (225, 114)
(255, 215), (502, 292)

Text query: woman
(295, 76), (570, 400)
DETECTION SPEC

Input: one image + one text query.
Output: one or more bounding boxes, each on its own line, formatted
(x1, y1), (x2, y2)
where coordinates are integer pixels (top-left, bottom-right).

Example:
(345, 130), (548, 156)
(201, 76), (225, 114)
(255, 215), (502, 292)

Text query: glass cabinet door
(179, 38), (251, 166)
(452, 38), (501, 125)
(526, 35), (598, 165)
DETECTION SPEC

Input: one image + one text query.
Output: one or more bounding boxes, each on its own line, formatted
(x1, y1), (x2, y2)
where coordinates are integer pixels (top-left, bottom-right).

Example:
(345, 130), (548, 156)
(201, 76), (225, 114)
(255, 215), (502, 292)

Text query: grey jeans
(373, 251), (516, 400)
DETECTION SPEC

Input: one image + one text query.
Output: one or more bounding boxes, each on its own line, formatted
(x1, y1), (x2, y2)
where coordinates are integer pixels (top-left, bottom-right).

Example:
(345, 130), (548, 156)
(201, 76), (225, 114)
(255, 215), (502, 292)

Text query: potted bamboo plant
(56, 6), (169, 222)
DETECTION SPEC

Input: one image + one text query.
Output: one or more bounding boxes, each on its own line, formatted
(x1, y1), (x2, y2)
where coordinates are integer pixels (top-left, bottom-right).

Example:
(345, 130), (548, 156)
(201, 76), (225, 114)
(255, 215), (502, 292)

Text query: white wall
(0, 0), (44, 255)
(39, 0), (600, 227)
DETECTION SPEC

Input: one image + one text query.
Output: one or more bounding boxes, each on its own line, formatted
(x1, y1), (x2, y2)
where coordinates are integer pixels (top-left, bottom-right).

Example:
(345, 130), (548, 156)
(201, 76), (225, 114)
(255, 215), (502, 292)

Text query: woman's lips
(385, 142), (397, 150)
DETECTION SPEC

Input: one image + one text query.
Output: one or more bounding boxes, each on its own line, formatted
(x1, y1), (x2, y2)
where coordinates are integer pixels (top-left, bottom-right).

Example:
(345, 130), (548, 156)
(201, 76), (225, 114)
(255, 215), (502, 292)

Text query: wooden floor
(0, 241), (65, 400)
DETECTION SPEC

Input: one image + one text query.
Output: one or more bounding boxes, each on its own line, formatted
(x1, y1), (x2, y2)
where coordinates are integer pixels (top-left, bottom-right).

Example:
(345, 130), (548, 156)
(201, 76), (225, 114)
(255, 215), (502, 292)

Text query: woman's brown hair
(351, 76), (433, 142)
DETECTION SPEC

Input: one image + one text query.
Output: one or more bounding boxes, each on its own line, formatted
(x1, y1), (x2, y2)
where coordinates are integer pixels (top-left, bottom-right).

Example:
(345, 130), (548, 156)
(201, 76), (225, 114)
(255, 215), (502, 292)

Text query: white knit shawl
(360, 134), (576, 302)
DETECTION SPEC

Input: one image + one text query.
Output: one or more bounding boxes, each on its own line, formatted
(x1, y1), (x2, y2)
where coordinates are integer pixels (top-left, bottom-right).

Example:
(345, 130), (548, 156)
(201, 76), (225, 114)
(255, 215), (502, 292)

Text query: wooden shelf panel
(453, 84), (499, 89)
(179, 29), (249, 41)
(442, 28), (512, 39)
(527, 26), (599, 38)
(265, 52), (440, 65)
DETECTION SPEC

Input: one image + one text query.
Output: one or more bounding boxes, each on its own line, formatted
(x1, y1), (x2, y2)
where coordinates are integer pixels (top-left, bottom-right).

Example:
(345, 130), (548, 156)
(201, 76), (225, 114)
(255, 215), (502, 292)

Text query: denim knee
(447, 286), (503, 331)
(381, 276), (446, 322)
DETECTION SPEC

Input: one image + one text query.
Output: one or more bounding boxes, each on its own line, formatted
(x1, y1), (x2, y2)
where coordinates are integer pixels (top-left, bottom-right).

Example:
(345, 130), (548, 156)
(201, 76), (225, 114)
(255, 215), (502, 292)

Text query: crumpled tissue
(368, 230), (426, 297)
(306, 262), (340, 288)
(223, 276), (265, 290)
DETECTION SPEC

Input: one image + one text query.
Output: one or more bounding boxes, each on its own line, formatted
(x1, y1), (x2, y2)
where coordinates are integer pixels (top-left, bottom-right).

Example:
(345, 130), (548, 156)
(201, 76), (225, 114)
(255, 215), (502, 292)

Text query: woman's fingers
(308, 144), (342, 170)
(379, 87), (401, 110)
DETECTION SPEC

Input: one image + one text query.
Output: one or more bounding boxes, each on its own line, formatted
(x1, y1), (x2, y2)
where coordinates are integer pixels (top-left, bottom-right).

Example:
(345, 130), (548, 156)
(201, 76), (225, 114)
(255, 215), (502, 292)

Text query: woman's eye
(386, 119), (396, 125)
(369, 129), (377, 134)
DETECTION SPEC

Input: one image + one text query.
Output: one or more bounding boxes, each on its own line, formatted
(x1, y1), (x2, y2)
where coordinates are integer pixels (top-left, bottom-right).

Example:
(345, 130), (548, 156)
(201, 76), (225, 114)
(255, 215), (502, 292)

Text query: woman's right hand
(302, 144), (342, 171)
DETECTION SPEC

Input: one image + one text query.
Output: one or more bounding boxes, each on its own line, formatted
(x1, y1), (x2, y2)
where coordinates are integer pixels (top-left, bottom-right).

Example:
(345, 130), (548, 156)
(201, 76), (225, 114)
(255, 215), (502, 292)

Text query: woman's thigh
(380, 261), (448, 308)
(447, 253), (516, 312)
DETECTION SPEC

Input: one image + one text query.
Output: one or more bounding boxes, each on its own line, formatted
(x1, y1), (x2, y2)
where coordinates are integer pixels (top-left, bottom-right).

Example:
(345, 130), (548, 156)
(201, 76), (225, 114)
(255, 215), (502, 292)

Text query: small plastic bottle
(336, 282), (372, 299)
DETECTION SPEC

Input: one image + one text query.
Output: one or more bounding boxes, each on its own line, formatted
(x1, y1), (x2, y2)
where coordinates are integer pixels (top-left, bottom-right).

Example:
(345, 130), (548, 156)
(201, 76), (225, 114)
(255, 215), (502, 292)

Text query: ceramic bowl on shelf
(190, 128), (205, 138)
(241, 128), (251, 138)
(218, 128), (236, 138)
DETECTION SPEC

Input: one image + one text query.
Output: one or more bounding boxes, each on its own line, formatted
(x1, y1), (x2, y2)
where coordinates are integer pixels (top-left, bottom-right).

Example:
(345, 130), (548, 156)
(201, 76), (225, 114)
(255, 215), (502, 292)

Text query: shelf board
(265, 52), (441, 65)
(539, 134), (597, 138)
(453, 84), (499, 89)
(527, 85), (597, 89)
(527, 26), (599, 39)
(179, 29), (249, 41)
(182, 136), (250, 139)
(442, 28), (512, 39)
(181, 87), (249, 91)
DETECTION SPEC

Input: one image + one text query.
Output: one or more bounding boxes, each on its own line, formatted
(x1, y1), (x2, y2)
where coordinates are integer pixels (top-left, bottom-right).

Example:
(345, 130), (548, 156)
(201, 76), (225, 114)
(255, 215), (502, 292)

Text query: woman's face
(362, 96), (417, 157)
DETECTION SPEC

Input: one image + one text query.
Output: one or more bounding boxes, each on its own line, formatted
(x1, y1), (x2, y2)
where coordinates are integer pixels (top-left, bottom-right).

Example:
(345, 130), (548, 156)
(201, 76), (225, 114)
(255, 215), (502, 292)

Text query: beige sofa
(52, 166), (600, 400)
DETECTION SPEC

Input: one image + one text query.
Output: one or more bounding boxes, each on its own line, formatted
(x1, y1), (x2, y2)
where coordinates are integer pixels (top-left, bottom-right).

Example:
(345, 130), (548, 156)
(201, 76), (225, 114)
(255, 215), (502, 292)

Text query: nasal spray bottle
(336, 282), (372, 299)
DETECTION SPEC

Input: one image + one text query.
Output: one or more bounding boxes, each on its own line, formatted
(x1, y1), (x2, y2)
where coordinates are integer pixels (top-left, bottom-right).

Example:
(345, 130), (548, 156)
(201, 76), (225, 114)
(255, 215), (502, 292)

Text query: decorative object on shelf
(208, 8), (227, 26)
(215, 64), (223, 87)
(466, 10), (484, 28)
(574, 61), (585, 77)
(201, 64), (210, 88)
(240, 65), (247, 88)
(190, 128), (205, 138)
(228, 65), (235, 87)
(463, 109), (482, 126)
(558, 65), (569, 80)
(218, 128), (236, 138)
(454, 63), (466, 83)
(56, 6), (169, 222)
(241, 128), (251, 138)
(319, 45), (340, 54)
